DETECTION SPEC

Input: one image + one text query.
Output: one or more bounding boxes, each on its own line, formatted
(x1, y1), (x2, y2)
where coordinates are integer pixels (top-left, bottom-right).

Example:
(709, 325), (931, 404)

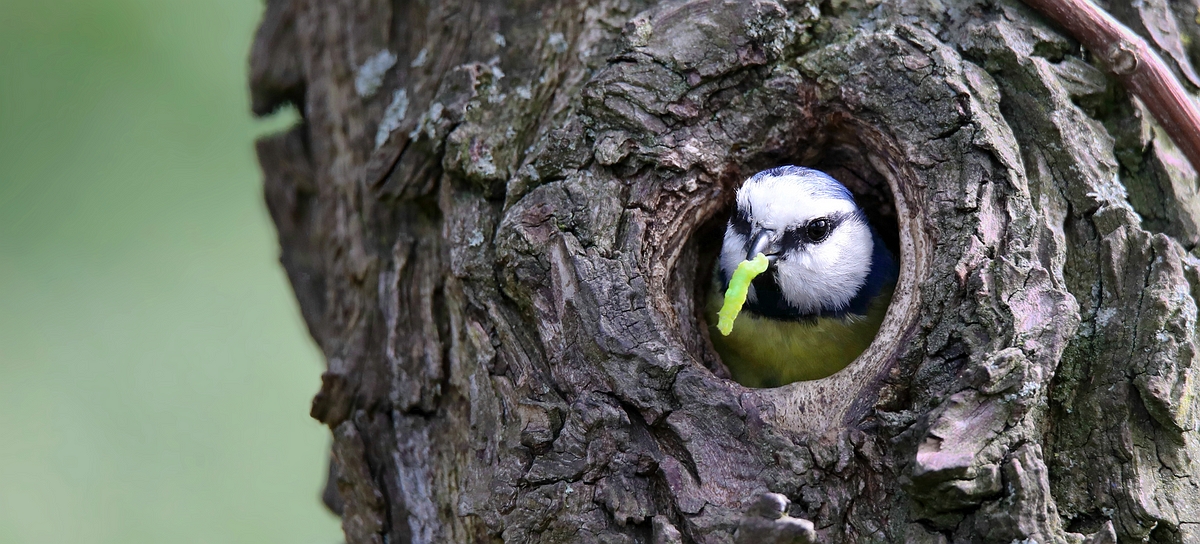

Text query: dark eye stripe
(780, 228), (803, 250)
(779, 212), (857, 250)
(730, 207), (752, 236)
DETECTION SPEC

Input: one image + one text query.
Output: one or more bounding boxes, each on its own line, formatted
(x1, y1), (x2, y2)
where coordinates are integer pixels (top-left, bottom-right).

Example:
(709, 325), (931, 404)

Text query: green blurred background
(0, 1), (342, 542)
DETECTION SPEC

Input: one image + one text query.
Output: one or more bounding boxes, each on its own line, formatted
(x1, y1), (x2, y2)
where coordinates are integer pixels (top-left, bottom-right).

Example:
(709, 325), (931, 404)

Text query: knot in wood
(745, 493), (789, 520)
(1105, 41), (1138, 75)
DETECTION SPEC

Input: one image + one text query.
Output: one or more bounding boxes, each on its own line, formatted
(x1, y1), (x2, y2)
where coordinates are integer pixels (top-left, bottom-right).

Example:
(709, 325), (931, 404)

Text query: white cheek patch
(773, 219), (873, 314)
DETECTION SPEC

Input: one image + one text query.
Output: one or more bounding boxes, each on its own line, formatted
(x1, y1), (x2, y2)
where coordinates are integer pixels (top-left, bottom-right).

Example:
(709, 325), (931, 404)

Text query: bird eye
(806, 218), (831, 242)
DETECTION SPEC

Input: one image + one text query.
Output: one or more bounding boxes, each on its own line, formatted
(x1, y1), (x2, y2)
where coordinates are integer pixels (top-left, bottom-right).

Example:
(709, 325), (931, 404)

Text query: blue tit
(708, 166), (898, 388)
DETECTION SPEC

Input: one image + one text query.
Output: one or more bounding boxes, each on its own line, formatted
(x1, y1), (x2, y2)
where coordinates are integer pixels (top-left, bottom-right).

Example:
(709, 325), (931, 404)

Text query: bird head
(719, 166), (875, 317)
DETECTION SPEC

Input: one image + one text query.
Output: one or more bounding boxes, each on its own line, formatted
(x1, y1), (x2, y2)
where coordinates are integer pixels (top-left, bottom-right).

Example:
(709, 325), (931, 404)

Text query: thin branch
(1023, 0), (1200, 173)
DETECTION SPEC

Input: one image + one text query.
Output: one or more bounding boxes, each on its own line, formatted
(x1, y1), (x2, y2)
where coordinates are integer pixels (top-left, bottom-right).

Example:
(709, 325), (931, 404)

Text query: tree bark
(249, 0), (1200, 542)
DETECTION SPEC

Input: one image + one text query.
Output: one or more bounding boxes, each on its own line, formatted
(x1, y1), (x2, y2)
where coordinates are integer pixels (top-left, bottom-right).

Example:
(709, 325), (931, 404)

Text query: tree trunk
(249, 0), (1200, 542)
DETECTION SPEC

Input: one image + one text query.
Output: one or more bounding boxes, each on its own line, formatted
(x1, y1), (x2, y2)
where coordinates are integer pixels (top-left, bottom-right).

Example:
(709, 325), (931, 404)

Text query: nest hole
(674, 115), (917, 401)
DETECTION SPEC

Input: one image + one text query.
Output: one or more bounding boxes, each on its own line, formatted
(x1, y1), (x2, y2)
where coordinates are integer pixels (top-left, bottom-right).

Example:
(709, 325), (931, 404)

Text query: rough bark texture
(250, 0), (1200, 542)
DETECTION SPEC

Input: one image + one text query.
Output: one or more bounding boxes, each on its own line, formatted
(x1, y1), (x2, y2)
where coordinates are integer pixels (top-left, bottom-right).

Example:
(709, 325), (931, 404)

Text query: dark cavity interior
(674, 120), (902, 385)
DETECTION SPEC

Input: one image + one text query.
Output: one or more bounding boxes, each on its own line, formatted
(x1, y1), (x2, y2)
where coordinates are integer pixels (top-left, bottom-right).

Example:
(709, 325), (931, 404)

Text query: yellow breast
(706, 286), (893, 388)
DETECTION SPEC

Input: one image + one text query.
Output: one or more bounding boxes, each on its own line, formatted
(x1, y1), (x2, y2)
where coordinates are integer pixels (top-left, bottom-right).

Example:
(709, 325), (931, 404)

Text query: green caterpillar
(716, 253), (770, 336)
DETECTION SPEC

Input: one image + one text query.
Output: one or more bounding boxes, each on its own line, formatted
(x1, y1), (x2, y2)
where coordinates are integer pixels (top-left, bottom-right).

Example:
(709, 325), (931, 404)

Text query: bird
(707, 165), (898, 388)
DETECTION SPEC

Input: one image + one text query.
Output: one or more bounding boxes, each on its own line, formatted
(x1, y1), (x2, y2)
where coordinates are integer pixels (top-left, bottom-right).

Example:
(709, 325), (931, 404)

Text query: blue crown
(749, 165), (855, 203)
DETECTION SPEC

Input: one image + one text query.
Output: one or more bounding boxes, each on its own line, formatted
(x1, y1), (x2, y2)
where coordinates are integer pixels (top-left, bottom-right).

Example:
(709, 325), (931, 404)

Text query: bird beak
(747, 229), (780, 263)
